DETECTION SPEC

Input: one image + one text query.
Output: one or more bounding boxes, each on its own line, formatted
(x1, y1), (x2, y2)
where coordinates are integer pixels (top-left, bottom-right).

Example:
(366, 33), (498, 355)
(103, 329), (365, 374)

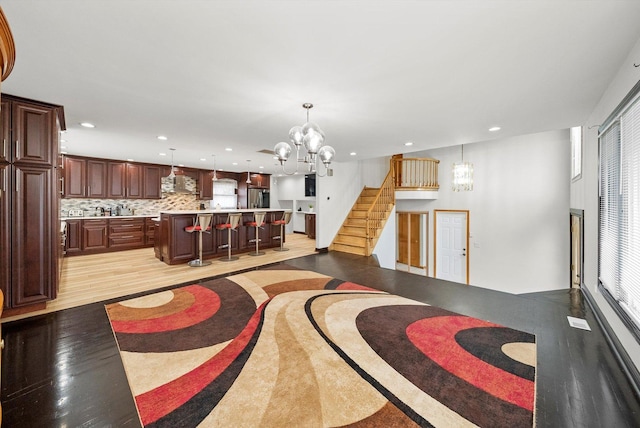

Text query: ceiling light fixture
(489, 126), (501, 132)
(246, 160), (252, 184)
(405, 142), (414, 146)
(452, 144), (473, 192)
(212, 155), (218, 181)
(167, 148), (176, 179)
(274, 103), (335, 177)
(157, 135), (168, 141)
(80, 122), (95, 128)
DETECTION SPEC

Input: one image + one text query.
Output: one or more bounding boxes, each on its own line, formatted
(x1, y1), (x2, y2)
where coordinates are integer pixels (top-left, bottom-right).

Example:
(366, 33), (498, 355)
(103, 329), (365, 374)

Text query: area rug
(105, 265), (536, 427)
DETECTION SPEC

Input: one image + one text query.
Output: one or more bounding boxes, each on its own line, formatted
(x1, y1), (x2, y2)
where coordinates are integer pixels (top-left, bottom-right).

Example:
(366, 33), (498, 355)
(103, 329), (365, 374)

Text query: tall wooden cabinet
(0, 94), (65, 309)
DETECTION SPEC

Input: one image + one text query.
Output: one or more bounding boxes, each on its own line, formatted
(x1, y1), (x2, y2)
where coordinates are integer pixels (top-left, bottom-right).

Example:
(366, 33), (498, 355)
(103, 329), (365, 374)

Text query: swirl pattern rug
(105, 265), (536, 427)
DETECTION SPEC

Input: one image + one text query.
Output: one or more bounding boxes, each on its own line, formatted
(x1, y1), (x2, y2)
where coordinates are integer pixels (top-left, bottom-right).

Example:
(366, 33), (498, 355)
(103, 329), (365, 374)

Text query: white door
(435, 211), (468, 283)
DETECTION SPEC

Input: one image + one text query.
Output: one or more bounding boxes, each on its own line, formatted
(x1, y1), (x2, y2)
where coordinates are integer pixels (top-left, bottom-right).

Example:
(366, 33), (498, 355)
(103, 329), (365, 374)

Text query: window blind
(599, 95), (640, 330)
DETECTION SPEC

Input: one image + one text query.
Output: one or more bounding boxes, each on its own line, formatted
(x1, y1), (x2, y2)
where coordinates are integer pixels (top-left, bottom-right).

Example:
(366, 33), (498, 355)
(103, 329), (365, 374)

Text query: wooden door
(11, 164), (56, 306)
(86, 159), (107, 198)
(107, 161), (126, 198)
(570, 210), (583, 289)
(11, 101), (54, 166)
(64, 219), (82, 254)
(64, 156), (86, 198)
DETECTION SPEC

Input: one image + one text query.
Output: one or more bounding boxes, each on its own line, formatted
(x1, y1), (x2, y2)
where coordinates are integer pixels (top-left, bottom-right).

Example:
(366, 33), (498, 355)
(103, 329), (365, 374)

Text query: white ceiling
(3, 1), (640, 173)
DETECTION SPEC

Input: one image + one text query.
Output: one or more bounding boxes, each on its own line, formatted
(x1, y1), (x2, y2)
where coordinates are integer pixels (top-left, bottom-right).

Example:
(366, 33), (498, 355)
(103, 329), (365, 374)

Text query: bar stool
(271, 211), (292, 252)
(245, 211), (266, 256)
(185, 213), (213, 267)
(216, 213), (242, 262)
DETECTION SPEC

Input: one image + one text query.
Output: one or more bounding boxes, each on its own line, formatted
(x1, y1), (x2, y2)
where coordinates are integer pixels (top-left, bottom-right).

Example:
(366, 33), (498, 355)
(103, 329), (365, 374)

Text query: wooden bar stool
(271, 211), (292, 252)
(216, 213), (242, 262)
(185, 213), (213, 267)
(245, 211), (266, 256)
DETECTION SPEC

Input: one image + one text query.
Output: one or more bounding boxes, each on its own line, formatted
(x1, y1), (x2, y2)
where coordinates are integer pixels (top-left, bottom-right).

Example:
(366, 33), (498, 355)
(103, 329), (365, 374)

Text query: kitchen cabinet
(82, 219), (108, 251)
(64, 219), (82, 254)
(305, 213), (316, 239)
(109, 217), (145, 248)
(64, 157), (162, 200)
(0, 94), (64, 309)
(107, 161), (126, 198)
(145, 217), (156, 245)
(198, 170), (214, 200)
(143, 165), (162, 199)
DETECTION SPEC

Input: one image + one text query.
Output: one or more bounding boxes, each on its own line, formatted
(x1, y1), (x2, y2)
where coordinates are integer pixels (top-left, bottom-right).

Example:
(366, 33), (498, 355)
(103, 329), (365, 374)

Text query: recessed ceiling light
(178, 164), (184, 167)
(200, 158), (207, 161)
(350, 152), (357, 156)
(489, 126), (501, 132)
(232, 162), (238, 165)
(159, 152), (166, 156)
(259, 166), (264, 169)
(60, 139), (67, 143)
(60, 145), (67, 150)
(405, 142), (413, 146)
(225, 148), (233, 152)
(157, 135), (168, 141)
(60, 150), (68, 154)
(127, 158), (134, 162)
(80, 122), (95, 128)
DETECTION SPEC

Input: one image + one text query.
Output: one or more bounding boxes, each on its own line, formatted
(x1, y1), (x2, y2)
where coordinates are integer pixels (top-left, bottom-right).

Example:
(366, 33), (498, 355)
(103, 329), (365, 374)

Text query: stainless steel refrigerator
(248, 188), (270, 208)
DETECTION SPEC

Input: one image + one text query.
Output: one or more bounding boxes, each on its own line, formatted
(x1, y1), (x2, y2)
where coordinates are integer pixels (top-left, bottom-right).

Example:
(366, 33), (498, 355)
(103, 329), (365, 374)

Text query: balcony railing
(393, 157), (440, 190)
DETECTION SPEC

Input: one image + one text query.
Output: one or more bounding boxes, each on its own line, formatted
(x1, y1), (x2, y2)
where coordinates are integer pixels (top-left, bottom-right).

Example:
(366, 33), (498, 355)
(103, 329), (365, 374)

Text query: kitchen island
(155, 209), (289, 265)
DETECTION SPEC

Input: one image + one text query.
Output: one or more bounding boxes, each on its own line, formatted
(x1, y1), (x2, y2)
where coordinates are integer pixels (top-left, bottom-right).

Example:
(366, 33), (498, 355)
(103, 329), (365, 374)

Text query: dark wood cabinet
(109, 217), (145, 248)
(82, 219), (108, 251)
(305, 213), (316, 239)
(143, 165), (162, 199)
(1, 95), (63, 310)
(64, 156), (86, 198)
(126, 163), (143, 198)
(86, 159), (107, 198)
(107, 161), (126, 198)
(64, 219), (82, 254)
(198, 170), (214, 200)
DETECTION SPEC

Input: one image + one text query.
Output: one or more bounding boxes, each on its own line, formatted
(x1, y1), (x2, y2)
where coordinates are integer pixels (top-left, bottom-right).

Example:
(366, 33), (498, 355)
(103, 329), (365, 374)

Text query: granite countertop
(60, 214), (156, 221)
(159, 208), (291, 215)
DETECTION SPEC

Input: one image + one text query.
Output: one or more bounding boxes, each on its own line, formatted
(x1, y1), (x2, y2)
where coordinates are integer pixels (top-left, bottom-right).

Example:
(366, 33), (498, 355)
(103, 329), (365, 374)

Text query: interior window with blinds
(599, 94), (640, 334)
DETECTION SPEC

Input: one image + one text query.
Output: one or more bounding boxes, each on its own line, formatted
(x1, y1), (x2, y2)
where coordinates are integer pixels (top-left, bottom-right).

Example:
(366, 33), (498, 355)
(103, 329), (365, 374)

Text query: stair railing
(393, 157), (440, 190)
(365, 168), (395, 255)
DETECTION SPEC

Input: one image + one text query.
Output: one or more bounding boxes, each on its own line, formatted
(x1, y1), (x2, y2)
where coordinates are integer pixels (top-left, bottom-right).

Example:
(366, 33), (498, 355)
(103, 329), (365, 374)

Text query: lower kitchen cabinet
(64, 217), (155, 255)
(305, 213), (316, 239)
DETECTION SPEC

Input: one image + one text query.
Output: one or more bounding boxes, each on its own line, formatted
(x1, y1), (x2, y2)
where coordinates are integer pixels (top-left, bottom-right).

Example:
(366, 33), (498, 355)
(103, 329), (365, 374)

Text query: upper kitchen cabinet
(248, 173), (270, 189)
(64, 157), (162, 199)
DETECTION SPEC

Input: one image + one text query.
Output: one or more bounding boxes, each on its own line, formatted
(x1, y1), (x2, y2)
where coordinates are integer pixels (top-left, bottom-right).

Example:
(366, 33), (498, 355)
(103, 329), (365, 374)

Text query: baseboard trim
(316, 247), (328, 253)
(582, 286), (640, 400)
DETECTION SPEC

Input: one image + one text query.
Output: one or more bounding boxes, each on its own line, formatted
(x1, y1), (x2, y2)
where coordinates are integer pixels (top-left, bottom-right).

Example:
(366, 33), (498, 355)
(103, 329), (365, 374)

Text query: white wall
(396, 129), (570, 294)
(572, 36), (640, 369)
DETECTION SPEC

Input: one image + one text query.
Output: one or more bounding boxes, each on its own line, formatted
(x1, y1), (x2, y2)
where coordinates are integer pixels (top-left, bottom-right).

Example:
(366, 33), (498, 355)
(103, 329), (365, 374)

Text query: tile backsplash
(61, 176), (202, 216)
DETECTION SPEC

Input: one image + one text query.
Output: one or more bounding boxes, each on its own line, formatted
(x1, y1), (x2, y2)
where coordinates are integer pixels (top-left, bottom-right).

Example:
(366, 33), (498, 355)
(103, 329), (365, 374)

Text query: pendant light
(212, 154), (218, 181)
(168, 148), (176, 179)
(274, 103), (335, 177)
(452, 144), (473, 192)
(246, 160), (251, 184)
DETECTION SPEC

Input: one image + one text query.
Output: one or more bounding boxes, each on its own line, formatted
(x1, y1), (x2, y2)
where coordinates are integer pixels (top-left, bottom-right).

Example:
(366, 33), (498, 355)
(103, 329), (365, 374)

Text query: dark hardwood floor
(2, 252), (640, 427)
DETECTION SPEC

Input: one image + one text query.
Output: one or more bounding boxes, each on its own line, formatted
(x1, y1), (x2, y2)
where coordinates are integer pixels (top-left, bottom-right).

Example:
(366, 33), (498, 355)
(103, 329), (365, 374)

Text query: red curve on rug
(336, 282), (378, 292)
(406, 315), (535, 411)
(135, 301), (266, 425)
(111, 285), (221, 334)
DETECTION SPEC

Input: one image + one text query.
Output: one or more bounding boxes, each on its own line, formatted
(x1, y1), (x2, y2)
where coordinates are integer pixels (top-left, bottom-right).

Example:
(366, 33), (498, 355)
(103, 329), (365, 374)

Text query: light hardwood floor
(2, 233), (317, 323)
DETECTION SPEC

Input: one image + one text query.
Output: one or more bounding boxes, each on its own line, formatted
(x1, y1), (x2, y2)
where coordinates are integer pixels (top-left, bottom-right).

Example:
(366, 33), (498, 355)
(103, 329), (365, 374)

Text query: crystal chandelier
(452, 144), (473, 192)
(274, 103), (335, 177)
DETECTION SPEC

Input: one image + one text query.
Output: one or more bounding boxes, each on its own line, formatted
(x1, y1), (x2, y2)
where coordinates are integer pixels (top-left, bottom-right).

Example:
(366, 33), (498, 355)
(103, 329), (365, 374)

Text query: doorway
(434, 210), (469, 284)
(396, 212), (428, 275)
(570, 209), (584, 289)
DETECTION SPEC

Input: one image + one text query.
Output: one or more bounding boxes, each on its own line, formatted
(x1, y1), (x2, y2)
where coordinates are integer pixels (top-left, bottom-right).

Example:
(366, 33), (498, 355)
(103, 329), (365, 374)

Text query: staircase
(331, 170), (395, 256)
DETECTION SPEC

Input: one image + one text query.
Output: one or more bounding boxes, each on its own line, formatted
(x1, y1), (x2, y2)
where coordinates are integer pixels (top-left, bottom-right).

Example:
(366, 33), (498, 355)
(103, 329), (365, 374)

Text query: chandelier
(274, 103), (335, 177)
(452, 144), (473, 192)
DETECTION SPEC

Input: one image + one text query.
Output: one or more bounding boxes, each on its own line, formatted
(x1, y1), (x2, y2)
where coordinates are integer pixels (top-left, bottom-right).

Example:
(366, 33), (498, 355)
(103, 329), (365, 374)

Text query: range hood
(164, 174), (192, 194)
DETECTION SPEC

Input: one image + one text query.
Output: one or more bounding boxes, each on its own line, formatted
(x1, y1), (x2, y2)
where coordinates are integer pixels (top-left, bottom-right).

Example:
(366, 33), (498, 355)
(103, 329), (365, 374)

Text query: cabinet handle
(119, 235), (134, 239)
(87, 185), (91, 196)
(1, 338), (4, 349)
(15, 139), (19, 157)
(60, 177), (65, 196)
(15, 171), (19, 193)
(2, 139), (5, 159)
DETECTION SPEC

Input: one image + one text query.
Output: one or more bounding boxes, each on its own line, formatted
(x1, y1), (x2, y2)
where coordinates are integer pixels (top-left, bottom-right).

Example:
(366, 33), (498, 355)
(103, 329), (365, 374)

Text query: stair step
(345, 218), (366, 227)
(362, 187), (379, 196)
(359, 196), (376, 204)
(354, 203), (370, 211)
(335, 234), (366, 247)
(350, 210), (367, 218)
(341, 226), (366, 236)
(332, 243), (366, 256)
